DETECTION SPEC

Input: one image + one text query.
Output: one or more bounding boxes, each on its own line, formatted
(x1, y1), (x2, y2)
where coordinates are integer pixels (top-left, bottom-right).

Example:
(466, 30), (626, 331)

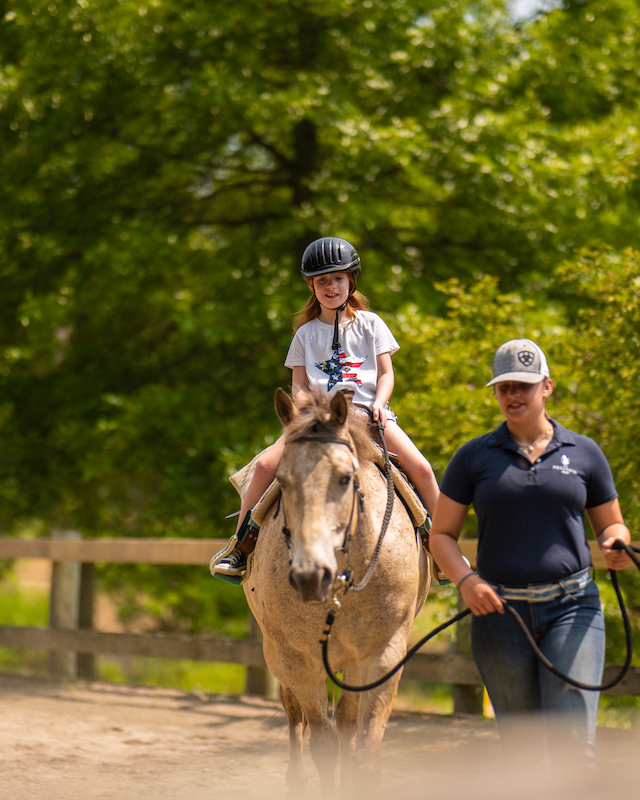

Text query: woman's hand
(588, 499), (631, 571)
(459, 574), (505, 616)
(600, 536), (632, 571)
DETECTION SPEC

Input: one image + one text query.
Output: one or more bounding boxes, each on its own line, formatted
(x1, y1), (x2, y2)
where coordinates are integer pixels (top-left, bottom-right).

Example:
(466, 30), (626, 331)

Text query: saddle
(230, 444), (428, 530)
(219, 444), (445, 586)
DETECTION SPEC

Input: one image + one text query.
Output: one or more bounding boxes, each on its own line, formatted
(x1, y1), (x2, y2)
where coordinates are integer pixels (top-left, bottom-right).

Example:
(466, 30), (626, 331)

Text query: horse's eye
(339, 475), (351, 486)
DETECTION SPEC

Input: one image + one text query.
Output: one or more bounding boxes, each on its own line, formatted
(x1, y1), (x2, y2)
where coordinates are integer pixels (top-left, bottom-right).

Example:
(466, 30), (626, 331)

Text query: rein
(351, 419), (395, 593)
(321, 540), (640, 694)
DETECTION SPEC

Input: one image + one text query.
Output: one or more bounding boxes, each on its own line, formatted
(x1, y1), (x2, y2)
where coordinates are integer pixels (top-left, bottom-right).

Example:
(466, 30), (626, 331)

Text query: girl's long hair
(292, 274), (370, 332)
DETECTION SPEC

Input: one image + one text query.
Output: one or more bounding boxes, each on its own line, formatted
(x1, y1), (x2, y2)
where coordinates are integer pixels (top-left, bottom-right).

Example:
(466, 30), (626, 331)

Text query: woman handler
(429, 338), (631, 767)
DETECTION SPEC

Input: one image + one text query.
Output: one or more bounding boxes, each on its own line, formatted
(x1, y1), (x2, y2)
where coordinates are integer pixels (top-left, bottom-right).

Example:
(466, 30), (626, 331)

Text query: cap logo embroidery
(518, 350), (535, 367)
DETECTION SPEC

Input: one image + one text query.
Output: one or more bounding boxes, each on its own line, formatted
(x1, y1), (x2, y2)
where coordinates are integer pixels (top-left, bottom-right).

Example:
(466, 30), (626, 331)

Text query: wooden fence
(1, 536), (639, 709)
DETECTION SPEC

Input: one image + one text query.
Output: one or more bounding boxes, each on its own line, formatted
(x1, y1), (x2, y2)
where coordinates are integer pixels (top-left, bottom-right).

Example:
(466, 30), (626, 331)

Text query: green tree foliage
(395, 248), (640, 532)
(392, 250), (640, 665)
(507, 0), (640, 268)
(553, 249), (640, 528)
(554, 248), (640, 668)
(1, 1), (640, 630)
(393, 275), (563, 525)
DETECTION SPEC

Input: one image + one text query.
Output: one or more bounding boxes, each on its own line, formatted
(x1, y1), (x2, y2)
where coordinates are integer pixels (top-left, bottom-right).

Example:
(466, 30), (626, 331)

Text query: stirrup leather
(418, 516), (452, 586)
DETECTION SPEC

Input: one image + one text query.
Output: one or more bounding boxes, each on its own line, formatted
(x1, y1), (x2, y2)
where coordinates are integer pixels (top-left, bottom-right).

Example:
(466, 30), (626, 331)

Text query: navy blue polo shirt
(440, 420), (618, 585)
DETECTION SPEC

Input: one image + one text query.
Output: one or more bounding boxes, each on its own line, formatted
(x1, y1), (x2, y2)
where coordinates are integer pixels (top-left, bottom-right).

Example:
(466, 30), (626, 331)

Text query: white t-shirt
(284, 310), (399, 414)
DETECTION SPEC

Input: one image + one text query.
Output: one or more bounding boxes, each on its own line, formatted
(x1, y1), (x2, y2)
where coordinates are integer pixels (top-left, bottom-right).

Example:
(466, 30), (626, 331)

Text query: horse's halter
(278, 434), (365, 594)
(278, 421), (395, 606)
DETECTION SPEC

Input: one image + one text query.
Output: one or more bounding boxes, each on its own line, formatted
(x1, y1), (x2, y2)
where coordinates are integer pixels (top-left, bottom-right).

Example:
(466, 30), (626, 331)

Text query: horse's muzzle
(289, 564), (334, 603)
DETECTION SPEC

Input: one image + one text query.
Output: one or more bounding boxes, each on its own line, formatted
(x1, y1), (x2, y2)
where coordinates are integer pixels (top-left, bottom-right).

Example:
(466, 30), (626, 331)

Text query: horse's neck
(353, 460), (379, 535)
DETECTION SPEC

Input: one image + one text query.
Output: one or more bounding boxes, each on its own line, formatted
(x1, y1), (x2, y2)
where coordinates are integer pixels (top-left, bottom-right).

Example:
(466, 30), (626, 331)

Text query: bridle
(280, 435), (363, 578)
(278, 422), (395, 603)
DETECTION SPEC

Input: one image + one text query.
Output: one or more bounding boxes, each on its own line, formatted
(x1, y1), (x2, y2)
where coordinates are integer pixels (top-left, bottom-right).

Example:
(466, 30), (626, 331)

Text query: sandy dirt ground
(0, 673), (638, 800)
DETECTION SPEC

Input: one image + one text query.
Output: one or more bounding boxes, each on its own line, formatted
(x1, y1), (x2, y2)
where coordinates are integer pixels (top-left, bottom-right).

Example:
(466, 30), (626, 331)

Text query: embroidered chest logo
(518, 350), (535, 367)
(316, 347), (366, 390)
(552, 454), (578, 476)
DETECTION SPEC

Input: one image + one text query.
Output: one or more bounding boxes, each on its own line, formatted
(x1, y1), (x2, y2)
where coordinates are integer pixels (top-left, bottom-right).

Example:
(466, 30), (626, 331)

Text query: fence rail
(0, 537), (638, 701)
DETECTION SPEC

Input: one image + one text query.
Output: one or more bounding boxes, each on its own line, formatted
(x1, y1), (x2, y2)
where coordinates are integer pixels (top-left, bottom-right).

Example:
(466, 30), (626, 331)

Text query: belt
(490, 567), (592, 603)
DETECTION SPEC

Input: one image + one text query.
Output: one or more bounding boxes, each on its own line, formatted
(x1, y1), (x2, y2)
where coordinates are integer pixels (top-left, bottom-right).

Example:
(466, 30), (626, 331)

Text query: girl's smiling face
(309, 272), (350, 310)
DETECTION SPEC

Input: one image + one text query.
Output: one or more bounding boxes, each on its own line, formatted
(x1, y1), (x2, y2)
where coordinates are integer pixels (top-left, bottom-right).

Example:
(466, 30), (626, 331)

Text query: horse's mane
(284, 392), (379, 463)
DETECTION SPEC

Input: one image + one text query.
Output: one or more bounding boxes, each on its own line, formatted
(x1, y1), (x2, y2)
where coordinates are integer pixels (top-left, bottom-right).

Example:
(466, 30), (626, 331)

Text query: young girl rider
(211, 236), (439, 577)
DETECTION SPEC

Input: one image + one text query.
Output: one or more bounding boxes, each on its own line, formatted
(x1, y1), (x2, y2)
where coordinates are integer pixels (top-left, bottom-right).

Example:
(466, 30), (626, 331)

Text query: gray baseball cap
(486, 339), (550, 387)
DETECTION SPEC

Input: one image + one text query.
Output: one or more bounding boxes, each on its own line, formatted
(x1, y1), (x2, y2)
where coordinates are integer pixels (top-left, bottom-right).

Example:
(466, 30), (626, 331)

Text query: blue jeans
(471, 579), (605, 767)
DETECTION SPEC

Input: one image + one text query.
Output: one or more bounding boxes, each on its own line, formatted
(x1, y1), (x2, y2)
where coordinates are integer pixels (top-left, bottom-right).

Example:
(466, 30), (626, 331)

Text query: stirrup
(209, 511), (260, 572)
(210, 510), (259, 586)
(418, 517), (454, 586)
(209, 534), (239, 574)
(212, 548), (247, 575)
(214, 552), (254, 586)
(433, 565), (452, 586)
(430, 554), (471, 587)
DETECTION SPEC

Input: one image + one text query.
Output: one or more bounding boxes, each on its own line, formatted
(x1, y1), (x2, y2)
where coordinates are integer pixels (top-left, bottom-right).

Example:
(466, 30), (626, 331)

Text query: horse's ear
(329, 391), (349, 427)
(275, 387), (298, 425)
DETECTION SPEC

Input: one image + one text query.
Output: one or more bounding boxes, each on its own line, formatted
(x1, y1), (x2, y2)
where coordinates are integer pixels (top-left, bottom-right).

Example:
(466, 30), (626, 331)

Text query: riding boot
(210, 512), (260, 577)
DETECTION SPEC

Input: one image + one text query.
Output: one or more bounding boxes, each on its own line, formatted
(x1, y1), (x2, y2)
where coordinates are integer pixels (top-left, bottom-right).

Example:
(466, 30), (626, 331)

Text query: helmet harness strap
(332, 294), (352, 351)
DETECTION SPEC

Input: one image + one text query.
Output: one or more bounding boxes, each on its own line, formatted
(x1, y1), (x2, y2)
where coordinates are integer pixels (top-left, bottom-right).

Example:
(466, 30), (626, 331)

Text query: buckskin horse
(242, 388), (430, 794)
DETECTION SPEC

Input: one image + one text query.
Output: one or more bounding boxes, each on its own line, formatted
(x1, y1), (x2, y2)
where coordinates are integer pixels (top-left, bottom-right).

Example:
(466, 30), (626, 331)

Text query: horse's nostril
(289, 565), (333, 603)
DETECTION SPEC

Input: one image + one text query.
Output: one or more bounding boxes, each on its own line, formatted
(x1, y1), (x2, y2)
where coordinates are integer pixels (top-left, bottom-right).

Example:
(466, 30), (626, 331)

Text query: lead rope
(321, 540), (640, 693)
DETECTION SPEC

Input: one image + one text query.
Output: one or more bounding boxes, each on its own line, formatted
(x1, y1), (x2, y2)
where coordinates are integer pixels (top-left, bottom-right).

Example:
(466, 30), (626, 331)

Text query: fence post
(48, 528), (81, 680)
(452, 590), (484, 715)
(245, 612), (279, 700)
(77, 562), (95, 680)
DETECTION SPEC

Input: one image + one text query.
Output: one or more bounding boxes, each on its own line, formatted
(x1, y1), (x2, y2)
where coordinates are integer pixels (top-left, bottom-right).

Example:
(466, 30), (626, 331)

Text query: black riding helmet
(301, 237), (361, 352)
(300, 237), (361, 280)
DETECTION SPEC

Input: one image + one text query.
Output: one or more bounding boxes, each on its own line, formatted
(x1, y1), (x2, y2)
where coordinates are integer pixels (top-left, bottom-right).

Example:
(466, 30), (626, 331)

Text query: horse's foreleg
(355, 686), (398, 786)
(280, 683), (307, 793)
(335, 668), (359, 795)
(307, 717), (339, 797)
(355, 646), (407, 788)
(293, 684), (339, 797)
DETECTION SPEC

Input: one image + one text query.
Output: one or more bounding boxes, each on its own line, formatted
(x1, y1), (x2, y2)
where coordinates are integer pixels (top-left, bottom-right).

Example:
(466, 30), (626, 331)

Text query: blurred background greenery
(1, 0), (640, 721)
